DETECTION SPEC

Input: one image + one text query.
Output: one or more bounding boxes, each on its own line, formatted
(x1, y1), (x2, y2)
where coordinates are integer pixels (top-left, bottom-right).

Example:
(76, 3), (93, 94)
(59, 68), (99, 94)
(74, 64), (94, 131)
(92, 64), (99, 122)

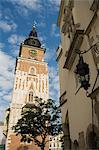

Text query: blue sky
(0, 0), (61, 121)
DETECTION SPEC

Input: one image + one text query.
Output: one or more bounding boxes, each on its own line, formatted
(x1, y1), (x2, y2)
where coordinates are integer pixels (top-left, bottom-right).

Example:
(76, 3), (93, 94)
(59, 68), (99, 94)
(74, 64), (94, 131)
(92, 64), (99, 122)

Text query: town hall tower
(5, 25), (49, 150)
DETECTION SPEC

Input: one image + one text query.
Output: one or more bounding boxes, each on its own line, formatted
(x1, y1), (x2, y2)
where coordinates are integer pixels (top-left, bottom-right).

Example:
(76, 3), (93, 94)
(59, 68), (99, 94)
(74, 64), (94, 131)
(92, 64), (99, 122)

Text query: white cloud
(48, 66), (60, 101)
(6, 0), (42, 11)
(0, 50), (15, 91)
(45, 51), (51, 61)
(47, 0), (61, 11)
(0, 12), (2, 19)
(0, 43), (4, 49)
(0, 124), (4, 143)
(0, 20), (17, 32)
(48, 0), (61, 7)
(8, 35), (18, 45)
(45, 49), (54, 62)
(15, 5), (29, 16)
(37, 32), (47, 47)
(0, 104), (9, 122)
(39, 35), (46, 43)
(38, 22), (46, 28)
(51, 24), (56, 34)
(3, 94), (12, 102)
(44, 47), (57, 62)
(8, 34), (25, 45)
(51, 23), (60, 37)
(0, 49), (15, 121)
(8, 34), (25, 56)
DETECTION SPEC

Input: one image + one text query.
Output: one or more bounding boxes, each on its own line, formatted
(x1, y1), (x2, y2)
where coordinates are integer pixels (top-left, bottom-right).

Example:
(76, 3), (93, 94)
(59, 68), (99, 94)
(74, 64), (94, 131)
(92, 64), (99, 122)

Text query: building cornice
(22, 43), (46, 53)
(60, 91), (67, 107)
(90, 0), (99, 11)
(56, 48), (63, 62)
(63, 30), (84, 70)
(17, 57), (48, 65)
(85, 12), (97, 35)
(57, 0), (65, 27)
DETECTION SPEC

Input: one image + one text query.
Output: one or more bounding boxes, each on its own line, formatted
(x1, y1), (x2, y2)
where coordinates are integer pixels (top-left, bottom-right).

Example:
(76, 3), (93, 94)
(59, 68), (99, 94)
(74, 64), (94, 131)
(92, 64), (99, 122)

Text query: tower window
(29, 67), (36, 75)
(54, 143), (55, 147)
(29, 91), (33, 102)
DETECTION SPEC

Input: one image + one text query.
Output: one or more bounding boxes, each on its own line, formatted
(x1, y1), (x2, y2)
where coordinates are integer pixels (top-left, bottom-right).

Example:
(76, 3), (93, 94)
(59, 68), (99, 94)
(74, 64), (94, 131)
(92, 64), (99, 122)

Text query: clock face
(29, 50), (37, 57)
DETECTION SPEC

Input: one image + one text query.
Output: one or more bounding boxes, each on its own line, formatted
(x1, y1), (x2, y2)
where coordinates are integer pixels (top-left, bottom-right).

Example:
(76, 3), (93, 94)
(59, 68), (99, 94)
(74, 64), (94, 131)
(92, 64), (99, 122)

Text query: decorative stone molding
(85, 12), (99, 68)
(56, 48), (63, 62)
(85, 12), (97, 35)
(61, 6), (73, 35)
(90, 0), (99, 11)
(60, 91), (67, 106)
(91, 42), (99, 67)
(61, 1), (75, 40)
(63, 30), (84, 70)
(61, 6), (76, 40)
(57, 0), (65, 27)
(61, 0), (81, 41)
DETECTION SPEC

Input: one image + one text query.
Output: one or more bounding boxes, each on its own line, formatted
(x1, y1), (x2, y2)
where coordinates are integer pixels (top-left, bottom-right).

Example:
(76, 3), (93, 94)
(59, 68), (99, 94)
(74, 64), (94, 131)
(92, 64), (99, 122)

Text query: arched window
(29, 91), (33, 102)
(29, 67), (36, 75)
(88, 131), (97, 149)
(86, 124), (99, 150)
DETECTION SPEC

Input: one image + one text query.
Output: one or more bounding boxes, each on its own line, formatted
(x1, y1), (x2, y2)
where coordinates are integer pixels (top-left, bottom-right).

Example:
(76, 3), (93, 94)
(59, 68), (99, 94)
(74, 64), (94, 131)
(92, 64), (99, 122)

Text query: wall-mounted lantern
(75, 56), (90, 91)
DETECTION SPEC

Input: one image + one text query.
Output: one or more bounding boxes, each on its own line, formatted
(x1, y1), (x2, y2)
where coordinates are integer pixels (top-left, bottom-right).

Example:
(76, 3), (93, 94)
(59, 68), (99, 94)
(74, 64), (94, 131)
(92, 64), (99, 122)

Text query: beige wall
(57, 0), (99, 149)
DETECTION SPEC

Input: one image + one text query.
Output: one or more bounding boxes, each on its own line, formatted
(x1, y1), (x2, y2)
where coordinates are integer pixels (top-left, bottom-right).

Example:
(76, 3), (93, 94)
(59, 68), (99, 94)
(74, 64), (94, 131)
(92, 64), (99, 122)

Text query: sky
(0, 0), (61, 122)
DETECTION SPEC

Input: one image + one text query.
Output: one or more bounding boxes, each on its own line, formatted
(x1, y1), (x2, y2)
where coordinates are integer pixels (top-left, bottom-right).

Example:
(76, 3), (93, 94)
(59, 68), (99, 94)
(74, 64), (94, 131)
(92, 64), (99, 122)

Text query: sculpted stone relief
(61, 0), (81, 41)
(62, 6), (74, 37)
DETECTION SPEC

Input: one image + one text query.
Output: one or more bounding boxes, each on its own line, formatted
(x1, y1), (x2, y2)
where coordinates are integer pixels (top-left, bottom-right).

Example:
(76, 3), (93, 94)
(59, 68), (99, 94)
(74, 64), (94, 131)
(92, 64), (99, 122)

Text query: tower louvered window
(29, 91), (33, 102)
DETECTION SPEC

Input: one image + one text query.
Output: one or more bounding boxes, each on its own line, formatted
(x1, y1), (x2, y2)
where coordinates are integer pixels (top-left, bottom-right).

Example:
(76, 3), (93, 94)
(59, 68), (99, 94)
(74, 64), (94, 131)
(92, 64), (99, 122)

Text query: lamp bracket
(75, 41), (99, 55)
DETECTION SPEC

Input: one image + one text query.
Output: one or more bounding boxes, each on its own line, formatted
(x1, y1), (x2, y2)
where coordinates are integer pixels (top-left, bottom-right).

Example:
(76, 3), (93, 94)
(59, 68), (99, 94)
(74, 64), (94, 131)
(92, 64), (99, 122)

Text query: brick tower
(5, 25), (49, 150)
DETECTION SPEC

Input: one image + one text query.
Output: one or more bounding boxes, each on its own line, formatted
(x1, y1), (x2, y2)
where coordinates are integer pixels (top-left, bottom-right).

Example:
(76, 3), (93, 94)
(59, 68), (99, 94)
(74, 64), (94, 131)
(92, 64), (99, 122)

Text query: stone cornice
(60, 91), (67, 107)
(22, 43), (46, 52)
(57, 0), (65, 27)
(17, 57), (48, 65)
(56, 48), (63, 62)
(90, 0), (99, 11)
(63, 30), (84, 70)
(85, 12), (97, 35)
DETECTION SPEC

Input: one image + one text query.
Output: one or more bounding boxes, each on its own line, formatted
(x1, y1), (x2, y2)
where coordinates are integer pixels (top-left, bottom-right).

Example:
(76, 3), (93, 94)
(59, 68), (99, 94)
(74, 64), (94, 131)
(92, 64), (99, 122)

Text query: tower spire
(24, 24), (41, 48)
(32, 21), (37, 29)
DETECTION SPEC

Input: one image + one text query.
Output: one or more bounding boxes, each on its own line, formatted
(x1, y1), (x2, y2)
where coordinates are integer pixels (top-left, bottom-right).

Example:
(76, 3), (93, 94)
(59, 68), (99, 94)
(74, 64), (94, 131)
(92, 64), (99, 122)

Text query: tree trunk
(41, 137), (46, 150)
(41, 145), (44, 150)
(41, 142), (45, 150)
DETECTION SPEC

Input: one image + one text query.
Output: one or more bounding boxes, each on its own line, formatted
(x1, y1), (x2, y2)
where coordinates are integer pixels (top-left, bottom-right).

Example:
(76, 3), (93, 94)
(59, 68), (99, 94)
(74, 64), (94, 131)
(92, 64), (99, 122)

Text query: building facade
(5, 26), (49, 150)
(49, 133), (63, 150)
(57, 0), (99, 149)
(0, 121), (6, 148)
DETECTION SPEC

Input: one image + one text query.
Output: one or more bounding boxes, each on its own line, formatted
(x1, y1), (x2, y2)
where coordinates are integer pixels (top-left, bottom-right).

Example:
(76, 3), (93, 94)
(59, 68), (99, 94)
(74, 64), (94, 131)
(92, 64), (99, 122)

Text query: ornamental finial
(32, 21), (37, 29)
